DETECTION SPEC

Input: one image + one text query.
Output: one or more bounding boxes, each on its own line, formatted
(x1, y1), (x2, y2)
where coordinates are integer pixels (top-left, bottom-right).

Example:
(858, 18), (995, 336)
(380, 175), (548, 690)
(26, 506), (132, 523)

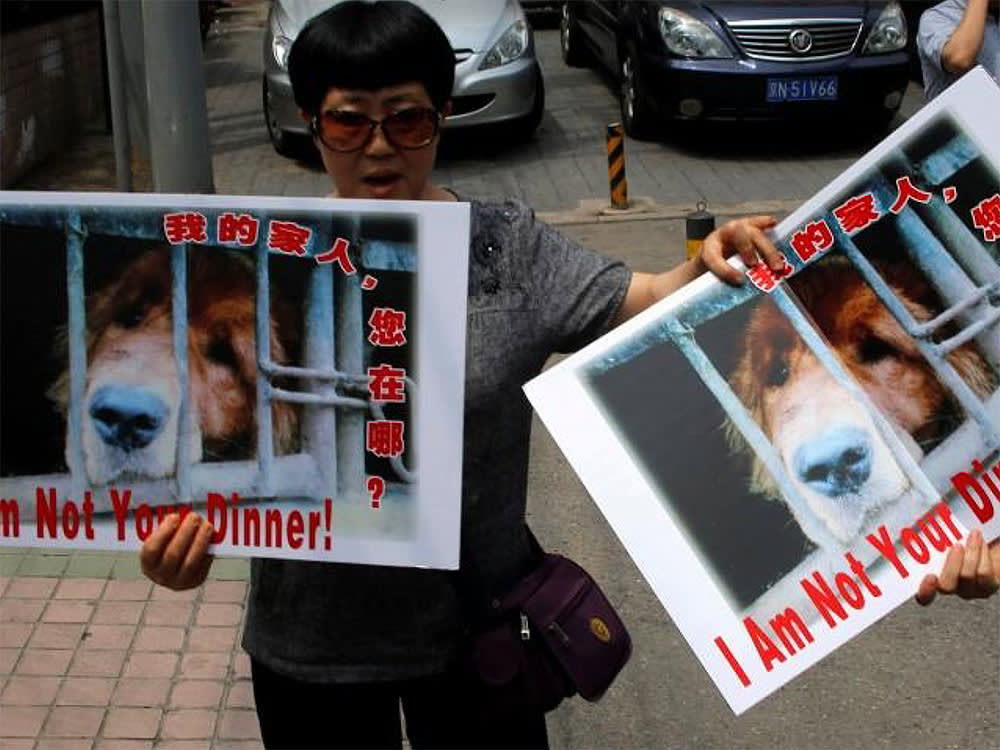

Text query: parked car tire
(619, 45), (657, 139)
(511, 68), (546, 141)
(559, 3), (589, 67)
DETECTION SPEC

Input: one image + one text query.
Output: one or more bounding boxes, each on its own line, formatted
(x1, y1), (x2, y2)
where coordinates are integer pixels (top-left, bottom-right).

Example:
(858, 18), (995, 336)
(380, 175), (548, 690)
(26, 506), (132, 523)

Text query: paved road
(205, 2), (926, 216)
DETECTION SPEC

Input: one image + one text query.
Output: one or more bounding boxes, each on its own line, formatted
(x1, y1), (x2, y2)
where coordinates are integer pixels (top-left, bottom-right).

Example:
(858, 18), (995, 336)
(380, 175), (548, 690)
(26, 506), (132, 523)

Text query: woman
(140, 2), (999, 748)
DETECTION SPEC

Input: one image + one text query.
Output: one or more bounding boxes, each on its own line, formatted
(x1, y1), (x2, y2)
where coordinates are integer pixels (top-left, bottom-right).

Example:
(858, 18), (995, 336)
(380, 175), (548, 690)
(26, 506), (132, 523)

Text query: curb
(538, 196), (804, 226)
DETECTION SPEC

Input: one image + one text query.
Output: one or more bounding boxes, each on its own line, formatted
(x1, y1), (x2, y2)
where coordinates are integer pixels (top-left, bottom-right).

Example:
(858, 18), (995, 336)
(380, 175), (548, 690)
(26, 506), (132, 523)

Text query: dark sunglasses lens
(383, 109), (437, 148)
(320, 112), (372, 150)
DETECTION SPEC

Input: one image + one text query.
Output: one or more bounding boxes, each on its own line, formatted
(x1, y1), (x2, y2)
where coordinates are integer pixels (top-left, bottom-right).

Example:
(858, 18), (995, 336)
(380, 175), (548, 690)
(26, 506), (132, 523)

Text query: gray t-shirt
(918, 0), (1000, 99)
(242, 197), (631, 682)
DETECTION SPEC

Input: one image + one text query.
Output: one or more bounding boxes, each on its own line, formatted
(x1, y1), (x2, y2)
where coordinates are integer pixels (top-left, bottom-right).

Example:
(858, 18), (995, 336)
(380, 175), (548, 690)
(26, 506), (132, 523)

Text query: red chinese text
(368, 307), (407, 347)
(268, 221), (312, 256)
(366, 420), (405, 458)
(368, 364), (406, 403)
(218, 213), (260, 246)
(889, 176), (933, 214)
(745, 254), (794, 293)
(833, 194), (880, 234)
(971, 193), (1000, 242)
(315, 237), (357, 273)
(789, 219), (834, 263)
(163, 212), (208, 245)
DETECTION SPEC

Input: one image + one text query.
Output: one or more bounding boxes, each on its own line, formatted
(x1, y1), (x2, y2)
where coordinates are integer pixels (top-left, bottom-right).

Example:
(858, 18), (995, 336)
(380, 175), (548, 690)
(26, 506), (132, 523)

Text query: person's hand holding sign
(916, 531), (1000, 605)
(140, 513), (215, 591)
(698, 215), (782, 286)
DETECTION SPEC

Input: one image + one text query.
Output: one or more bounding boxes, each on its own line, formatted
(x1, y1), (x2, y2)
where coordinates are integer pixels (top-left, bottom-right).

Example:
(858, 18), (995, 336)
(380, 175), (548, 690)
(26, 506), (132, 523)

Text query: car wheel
(263, 76), (306, 158)
(619, 46), (657, 140)
(560, 3), (588, 67)
(511, 67), (546, 141)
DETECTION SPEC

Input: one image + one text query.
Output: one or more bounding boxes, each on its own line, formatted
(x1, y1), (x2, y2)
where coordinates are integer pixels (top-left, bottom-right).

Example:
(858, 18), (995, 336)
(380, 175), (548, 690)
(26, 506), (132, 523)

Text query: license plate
(766, 76), (838, 102)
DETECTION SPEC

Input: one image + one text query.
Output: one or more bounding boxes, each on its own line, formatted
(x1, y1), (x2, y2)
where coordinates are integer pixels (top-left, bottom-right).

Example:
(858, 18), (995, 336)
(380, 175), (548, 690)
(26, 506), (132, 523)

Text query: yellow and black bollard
(606, 122), (628, 210)
(686, 201), (715, 260)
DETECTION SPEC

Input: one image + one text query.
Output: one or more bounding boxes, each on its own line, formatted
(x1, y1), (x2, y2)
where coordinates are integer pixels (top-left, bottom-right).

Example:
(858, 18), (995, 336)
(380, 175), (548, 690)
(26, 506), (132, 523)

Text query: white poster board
(526, 68), (1000, 714)
(0, 192), (468, 569)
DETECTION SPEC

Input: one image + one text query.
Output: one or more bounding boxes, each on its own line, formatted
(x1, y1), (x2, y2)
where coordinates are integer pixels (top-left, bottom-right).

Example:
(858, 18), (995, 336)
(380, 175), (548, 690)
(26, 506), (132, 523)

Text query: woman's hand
(915, 530), (1000, 605)
(140, 512), (215, 591)
(698, 215), (782, 286)
(613, 214), (785, 326)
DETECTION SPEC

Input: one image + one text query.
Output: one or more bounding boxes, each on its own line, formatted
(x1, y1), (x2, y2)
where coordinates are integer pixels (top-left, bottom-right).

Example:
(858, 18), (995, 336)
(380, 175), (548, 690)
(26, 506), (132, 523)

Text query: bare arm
(940, 0), (990, 73)
(612, 215), (780, 326)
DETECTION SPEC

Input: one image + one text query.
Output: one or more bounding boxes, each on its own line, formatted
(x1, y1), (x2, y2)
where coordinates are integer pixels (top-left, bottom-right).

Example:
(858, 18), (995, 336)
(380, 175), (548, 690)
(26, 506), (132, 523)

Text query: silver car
(263, 0), (545, 156)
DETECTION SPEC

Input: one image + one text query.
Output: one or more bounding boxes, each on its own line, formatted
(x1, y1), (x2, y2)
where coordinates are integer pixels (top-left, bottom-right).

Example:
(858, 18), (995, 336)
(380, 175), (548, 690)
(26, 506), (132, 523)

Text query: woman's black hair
(288, 1), (455, 117)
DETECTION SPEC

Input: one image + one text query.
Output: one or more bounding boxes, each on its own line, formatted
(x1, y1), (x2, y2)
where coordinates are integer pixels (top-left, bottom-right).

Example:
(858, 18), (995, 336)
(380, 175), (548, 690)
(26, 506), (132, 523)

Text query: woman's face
(312, 82), (444, 201)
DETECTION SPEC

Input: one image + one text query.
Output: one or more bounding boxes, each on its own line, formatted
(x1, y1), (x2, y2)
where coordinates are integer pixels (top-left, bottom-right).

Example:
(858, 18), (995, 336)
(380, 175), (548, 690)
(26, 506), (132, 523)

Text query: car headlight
(864, 1), (907, 54)
(658, 8), (733, 58)
(272, 33), (293, 69)
(480, 20), (529, 70)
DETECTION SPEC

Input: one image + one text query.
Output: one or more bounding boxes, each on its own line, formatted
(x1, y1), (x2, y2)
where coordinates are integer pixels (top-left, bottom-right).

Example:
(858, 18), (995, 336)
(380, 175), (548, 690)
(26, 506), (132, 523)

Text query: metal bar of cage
(665, 317), (844, 551)
(172, 245), (192, 504)
(65, 212), (87, 502)
(302, 263), (339, 499)
(831, 180), (1000, 449)
(255, 236), (275, 496)
(335, 215), (365, 500)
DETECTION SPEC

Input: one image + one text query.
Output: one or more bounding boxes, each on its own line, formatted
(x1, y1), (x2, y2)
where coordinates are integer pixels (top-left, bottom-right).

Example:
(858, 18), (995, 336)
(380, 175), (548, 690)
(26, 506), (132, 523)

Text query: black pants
(251, 658), (550, 750)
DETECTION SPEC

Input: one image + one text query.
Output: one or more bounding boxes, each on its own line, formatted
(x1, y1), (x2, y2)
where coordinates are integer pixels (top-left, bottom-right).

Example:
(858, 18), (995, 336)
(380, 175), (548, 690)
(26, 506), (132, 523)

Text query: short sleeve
(521, 208), (631, 354)
(917, 5), (954, 73)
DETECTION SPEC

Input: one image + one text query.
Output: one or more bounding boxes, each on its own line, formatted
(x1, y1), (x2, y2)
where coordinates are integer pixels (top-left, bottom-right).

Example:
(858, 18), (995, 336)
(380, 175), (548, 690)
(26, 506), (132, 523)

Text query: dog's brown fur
(50, 248), (298, 482)
(728, 256), (993, 541)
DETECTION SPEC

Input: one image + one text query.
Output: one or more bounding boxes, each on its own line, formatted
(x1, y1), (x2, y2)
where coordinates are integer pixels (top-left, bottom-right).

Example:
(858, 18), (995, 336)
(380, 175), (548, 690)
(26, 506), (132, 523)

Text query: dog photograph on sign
(0, 202), (423, 546)
(582, 112), (1000, 620)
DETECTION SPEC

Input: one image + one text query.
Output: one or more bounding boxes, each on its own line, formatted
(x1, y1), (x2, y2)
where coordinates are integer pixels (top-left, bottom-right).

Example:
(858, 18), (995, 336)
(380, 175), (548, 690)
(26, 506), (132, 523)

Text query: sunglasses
(311, 107), (442, 152)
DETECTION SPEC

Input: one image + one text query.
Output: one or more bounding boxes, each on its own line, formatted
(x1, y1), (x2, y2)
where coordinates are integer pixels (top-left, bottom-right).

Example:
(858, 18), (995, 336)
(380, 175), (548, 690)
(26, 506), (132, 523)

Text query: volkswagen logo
(788, 28), (813, 54)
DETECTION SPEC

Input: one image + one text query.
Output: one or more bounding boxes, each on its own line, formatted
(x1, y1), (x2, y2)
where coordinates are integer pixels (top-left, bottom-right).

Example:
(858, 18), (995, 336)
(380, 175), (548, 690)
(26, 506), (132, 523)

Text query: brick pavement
(0, 575), (261, 748)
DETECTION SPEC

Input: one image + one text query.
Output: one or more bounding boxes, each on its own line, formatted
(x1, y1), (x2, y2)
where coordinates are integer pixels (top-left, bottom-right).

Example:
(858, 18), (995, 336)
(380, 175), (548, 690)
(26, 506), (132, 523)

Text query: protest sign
(525, 67), (1000, 714)
(0, 192), (468, 569)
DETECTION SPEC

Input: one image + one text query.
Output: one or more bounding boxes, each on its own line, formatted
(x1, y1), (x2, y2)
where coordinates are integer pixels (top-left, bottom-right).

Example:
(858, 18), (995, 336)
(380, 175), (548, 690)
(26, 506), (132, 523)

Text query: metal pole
(102, 0), (133, 192)
(606, 122), (628, 210)
(141, 0), (214, 193)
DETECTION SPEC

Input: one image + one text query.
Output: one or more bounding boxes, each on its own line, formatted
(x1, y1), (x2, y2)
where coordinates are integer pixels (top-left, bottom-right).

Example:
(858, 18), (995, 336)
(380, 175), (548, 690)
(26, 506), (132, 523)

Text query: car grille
(726, 19), (863, 61)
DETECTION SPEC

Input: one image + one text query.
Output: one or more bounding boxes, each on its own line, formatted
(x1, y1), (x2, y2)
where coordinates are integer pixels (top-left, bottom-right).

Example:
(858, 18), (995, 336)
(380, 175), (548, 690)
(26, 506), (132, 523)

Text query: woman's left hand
(915, 530), (1000, 605)
(698, 215), (783, 286)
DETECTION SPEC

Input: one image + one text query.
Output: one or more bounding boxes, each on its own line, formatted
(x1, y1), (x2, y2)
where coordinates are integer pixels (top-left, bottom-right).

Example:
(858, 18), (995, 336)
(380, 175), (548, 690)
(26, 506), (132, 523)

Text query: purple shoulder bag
(470, 553), (632, 712)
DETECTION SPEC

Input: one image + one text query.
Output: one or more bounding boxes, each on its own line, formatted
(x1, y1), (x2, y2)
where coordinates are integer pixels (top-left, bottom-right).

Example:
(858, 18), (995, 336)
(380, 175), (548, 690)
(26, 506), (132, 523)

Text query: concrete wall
(1, 8), (107, 188)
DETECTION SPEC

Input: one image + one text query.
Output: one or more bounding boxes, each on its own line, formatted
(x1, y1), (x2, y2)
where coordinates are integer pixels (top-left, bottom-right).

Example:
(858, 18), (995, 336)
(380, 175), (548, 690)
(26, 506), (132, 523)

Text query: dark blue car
(560, 1), (912, 137)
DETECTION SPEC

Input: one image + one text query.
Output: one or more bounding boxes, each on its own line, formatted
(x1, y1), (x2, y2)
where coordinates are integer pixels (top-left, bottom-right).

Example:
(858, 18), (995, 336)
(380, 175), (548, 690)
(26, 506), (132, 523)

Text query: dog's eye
(765, 359), (789, 387)
(858, 336), (895, 364)
(114, 303), (146, 328)
(206, 338), (238, 370)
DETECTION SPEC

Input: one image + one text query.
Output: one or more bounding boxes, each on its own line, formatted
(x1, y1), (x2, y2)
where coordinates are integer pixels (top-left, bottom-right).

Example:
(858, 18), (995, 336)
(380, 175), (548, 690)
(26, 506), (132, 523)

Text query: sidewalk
(0, 576), (260, 749)
(1, 3), (269, 748)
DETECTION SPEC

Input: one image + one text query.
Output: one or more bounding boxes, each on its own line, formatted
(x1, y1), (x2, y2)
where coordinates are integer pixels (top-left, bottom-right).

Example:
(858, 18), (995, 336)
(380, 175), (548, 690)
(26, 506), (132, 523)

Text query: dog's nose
(88, 386), (169, 451)
(793, 427), (872, 497)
